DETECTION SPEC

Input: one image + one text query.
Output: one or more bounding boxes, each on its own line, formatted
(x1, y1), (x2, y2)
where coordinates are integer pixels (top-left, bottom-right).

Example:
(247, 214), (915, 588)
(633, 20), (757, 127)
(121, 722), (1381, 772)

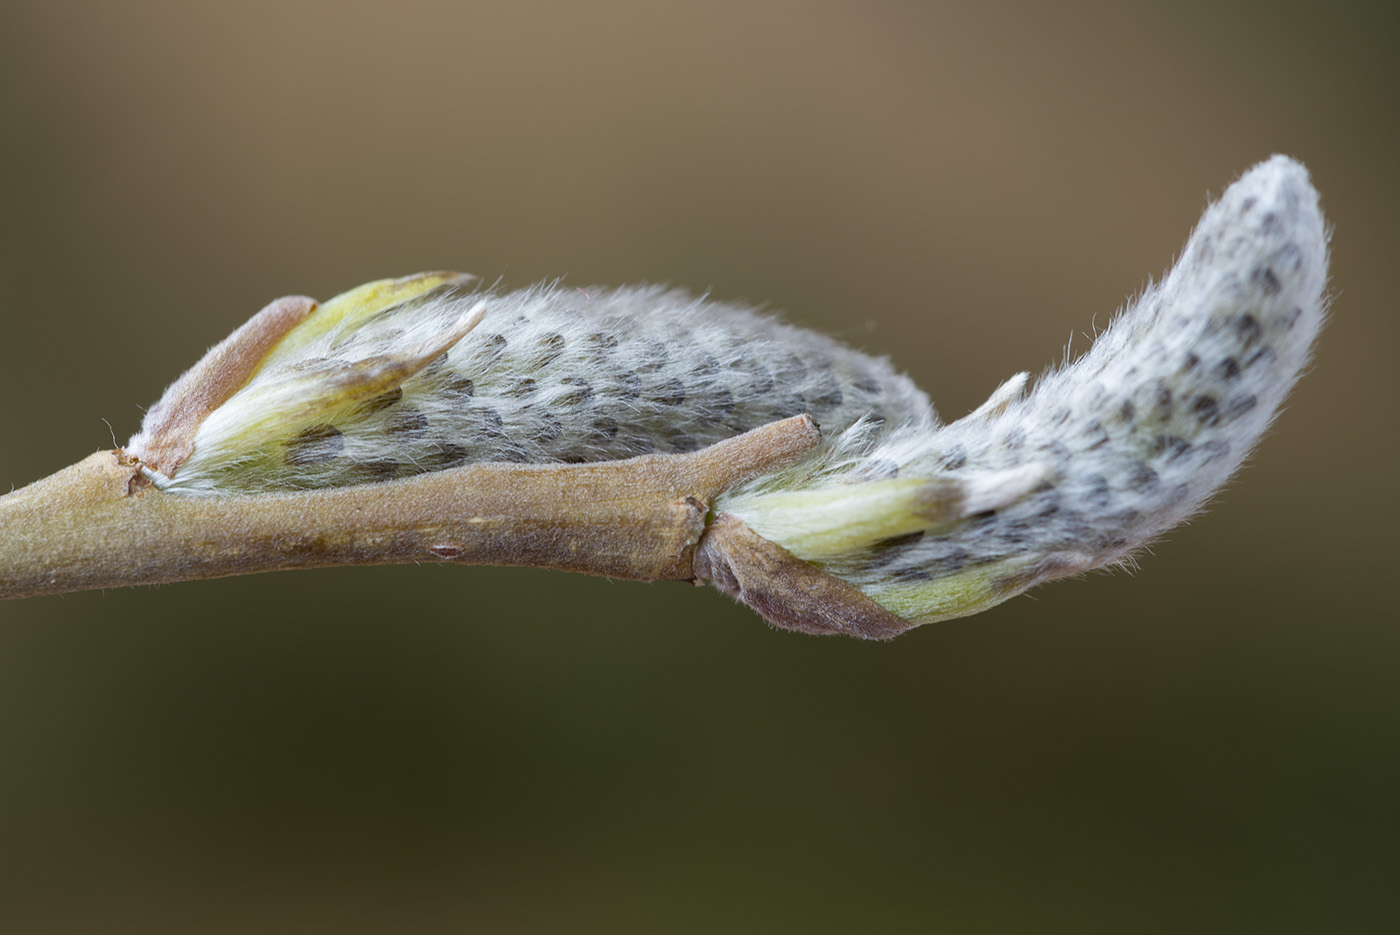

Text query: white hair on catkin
(717, 155), (1329, 623)
(126, 156), (1327, 627)
(156, 282), (935, 493)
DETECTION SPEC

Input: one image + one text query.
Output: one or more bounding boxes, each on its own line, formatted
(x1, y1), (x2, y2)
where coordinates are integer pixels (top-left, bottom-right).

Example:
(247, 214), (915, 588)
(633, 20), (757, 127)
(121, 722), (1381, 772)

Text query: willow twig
(0, 416), (819, 593)
(0, 157), (1330, 638)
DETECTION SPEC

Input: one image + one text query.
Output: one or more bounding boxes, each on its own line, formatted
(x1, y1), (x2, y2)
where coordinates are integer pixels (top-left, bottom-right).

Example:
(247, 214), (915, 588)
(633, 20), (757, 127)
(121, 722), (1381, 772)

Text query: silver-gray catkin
(138, 155), (1328, 630)
(717, 154), (1329, 622)
(166, 283), (936, 493)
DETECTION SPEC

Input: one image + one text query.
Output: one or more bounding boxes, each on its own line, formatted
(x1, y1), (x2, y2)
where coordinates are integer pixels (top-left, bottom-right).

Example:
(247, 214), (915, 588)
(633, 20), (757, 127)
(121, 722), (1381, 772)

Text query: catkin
(718, 155), (1329, 623)
(156, 283), (934, 494)
(127, 155), (1328, 628)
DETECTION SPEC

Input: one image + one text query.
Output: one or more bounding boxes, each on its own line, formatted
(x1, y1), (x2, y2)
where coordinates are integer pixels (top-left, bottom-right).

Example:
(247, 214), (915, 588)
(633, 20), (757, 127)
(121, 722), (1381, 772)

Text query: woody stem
(0, 416), (822, 600)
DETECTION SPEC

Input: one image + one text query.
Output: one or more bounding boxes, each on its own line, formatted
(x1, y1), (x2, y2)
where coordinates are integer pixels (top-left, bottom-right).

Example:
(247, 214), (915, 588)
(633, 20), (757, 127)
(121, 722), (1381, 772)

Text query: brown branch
(0, 415), (825, 602)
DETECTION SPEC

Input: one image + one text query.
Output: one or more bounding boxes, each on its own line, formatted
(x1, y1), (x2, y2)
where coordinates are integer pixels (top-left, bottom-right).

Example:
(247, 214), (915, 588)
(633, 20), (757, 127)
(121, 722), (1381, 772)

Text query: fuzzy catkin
(718, 155), (1329, 623)
(127, 155), (1328, 628)
(156, 283), (935, 493)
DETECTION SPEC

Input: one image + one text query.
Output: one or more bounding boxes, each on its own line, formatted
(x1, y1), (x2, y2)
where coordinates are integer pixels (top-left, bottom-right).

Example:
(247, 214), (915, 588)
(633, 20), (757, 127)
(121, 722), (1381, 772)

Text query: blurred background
(1, 1), (1396, 931)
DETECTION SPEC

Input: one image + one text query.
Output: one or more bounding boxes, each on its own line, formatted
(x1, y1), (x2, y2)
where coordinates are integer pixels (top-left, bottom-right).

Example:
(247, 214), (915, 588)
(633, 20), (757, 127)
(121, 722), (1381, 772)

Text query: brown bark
(695, 513), (912, 640)
(0, 415), (825, 602)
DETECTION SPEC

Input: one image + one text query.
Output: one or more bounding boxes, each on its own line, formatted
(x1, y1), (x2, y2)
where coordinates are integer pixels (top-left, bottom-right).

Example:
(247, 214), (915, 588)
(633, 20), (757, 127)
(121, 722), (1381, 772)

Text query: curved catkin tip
(715, 156), (1330, 632)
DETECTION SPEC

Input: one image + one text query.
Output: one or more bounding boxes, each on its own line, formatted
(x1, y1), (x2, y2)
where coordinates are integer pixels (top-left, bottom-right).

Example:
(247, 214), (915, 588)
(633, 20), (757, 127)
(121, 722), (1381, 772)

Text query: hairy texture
(122, 155), (1328, 631)
(140, 281), (934, 493)
(717, 155), (1328, 625)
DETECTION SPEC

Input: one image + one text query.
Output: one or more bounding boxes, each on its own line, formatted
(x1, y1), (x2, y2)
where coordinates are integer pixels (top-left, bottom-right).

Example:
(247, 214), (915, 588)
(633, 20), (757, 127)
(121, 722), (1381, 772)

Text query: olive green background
(1, 1), (1396, 932)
